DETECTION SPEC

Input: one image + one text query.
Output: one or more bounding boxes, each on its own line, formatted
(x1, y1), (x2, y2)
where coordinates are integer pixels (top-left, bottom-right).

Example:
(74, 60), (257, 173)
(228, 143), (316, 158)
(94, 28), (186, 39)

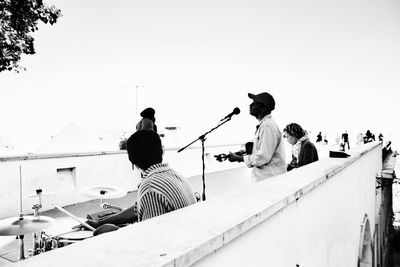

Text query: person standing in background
(323, 134), (328, 145)
(120, 107), (159, 150)
(316, 132), (323, 144)
(356, 132), (364, 145)
(136, 107), (157, 132)
(364, 130), (375, 144)
(342, 131), (350, 150)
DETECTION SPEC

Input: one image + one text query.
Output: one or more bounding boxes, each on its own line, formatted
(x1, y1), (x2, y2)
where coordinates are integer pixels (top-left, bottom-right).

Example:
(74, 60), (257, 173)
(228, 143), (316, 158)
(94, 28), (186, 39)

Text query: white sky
(1, 0), (400, 152)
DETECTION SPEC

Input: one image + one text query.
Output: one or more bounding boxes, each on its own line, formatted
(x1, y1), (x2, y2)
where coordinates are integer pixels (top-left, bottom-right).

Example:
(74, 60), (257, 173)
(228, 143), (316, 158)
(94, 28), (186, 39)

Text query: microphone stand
(178, 116), (234, 201)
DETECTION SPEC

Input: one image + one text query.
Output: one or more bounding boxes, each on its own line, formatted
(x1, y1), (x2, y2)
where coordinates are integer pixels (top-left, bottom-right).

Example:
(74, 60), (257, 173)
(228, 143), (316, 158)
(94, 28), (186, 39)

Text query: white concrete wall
(195, 144), (380, 267)
(0, 145), (241, 219)
(11, 142), (382, 267)
(0, 152), (135, 219)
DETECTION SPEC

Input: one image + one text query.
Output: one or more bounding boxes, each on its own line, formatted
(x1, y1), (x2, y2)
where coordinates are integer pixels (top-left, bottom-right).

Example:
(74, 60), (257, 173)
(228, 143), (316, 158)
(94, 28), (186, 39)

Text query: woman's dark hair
(283, 123), (307, 139)
(126, 130), (163, 170)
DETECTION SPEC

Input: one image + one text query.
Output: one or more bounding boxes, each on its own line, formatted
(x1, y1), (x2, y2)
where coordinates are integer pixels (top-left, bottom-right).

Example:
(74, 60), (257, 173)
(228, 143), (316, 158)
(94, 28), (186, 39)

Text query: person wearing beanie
(136, 107), (157, 132)
(228, 92), (287, 182)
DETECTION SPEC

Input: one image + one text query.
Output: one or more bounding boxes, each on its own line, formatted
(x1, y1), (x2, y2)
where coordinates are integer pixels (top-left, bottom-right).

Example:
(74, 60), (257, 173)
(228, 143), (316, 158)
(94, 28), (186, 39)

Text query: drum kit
(0, 171), (127, 261)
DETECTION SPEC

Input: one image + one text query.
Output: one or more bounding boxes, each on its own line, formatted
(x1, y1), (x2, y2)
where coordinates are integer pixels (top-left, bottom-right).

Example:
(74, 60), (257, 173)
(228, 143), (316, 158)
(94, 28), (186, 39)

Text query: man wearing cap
(228, 92), (286, 181)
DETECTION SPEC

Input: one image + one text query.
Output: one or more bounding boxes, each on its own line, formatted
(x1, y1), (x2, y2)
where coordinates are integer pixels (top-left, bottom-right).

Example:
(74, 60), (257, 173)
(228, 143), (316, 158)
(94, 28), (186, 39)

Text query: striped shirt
(137, 163), (196, 221)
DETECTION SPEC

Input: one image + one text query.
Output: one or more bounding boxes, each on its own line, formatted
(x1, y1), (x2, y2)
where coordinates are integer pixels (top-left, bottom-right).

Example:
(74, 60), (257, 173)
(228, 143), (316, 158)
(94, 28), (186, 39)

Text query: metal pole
(201, 137), (206, 201)
(19, 165), (22, 216)
(18, 235), (25, 260)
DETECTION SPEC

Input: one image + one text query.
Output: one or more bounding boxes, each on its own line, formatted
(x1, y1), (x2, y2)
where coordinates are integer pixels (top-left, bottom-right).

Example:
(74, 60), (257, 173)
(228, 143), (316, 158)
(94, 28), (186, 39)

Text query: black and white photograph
(1, 0), (400, 266)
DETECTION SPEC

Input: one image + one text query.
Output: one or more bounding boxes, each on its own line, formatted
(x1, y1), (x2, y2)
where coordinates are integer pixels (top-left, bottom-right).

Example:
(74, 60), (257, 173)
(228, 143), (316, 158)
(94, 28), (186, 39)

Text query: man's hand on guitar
(214, 150), (246, 162)
(227, 152), (244, 162)
(214, 142), (253, 163)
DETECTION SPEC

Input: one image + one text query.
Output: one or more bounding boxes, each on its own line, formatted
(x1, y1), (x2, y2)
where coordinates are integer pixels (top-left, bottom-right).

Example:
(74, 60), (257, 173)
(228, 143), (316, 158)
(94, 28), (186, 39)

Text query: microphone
(221, 107), (240, 121)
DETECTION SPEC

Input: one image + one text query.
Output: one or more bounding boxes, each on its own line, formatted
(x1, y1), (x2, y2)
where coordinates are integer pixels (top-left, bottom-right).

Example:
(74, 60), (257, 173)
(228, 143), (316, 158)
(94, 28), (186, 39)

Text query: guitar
(214, 142), (253, 162)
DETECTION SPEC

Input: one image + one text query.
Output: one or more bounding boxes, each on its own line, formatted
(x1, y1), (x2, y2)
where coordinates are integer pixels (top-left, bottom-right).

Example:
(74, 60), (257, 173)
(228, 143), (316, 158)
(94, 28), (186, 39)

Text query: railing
(0, 143), (243, 162)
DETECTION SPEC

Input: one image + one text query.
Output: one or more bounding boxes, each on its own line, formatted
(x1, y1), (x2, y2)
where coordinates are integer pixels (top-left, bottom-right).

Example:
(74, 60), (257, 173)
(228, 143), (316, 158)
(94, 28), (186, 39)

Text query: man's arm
(139, 191), (169, 221)
(227, 152), (244, 162)
(84, 204), (138, 229)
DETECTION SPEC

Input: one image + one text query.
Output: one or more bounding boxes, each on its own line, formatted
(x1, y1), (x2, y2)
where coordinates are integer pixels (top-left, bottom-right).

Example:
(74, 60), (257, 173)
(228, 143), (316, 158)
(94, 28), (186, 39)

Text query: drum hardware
(32, 218), (93, 253)
(194, 192), (201, 202)
(54, 229), (93, 245)
(28, 224), (93, 256)
(80, 185), (126, 212)
(101, 202), (122, 211)
(0, 166), (54, 260)
(27, 197), (115, 257)
(0, 216), (55, 235)
(24, 188), (56, 216)
(0, 167), (105, 260)
(27, 188), (53, 255)
(0, 167), (56, 260)
(24, 188), (56, 199)
(28, 230), (57, 256)
(30, 189), (43, 216)
(80, 186), (127, 200)
(0, 215), (55, 259)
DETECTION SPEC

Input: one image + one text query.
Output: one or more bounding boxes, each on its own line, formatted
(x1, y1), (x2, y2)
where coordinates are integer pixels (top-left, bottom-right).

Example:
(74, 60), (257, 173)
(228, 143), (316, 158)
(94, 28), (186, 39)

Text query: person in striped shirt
(129, 130), (197, 221)
(82, 130), (197, 235)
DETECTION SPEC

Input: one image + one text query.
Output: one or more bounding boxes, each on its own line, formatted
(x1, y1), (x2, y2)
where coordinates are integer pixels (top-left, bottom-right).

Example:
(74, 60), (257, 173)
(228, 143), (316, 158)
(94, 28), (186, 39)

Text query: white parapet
(10, 142), (382, 267)
(0, 145), (243, 219)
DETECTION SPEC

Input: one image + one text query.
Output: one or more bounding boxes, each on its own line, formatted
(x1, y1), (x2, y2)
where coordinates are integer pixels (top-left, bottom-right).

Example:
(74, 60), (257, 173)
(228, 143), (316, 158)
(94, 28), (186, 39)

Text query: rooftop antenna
(135, 85), (138, 115)
(135, 85), (144, 115)
(19, 165), (23, 217)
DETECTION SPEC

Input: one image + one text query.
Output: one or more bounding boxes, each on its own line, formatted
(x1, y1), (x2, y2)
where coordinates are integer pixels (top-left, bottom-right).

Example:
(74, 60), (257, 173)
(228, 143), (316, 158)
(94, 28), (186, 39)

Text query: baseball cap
(248, 92), (275, 111)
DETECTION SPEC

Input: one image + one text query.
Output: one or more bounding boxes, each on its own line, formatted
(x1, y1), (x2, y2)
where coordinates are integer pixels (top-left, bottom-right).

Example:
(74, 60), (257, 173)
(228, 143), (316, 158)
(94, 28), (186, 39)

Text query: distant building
(36, 123), (110, 153)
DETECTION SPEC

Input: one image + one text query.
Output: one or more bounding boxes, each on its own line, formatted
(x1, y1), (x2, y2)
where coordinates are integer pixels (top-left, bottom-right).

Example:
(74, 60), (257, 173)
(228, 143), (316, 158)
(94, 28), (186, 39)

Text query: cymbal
(0, 216), (55, 236)
(80, 186), (127, 199)
(24, 192), (56, 199)
(24, 188), (56, 199)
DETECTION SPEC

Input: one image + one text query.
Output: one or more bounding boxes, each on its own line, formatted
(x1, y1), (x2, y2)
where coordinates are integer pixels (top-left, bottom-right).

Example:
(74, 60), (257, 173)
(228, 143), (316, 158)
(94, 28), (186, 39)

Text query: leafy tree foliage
(0, 0), (62, 72)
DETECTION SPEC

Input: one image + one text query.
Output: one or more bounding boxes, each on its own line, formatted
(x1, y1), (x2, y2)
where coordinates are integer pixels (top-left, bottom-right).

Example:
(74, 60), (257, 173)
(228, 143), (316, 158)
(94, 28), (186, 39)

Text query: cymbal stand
(32, 189), (43, 216)
(99, 190), (122, 211)
(17, 165), (26, 260)
(17, 233), (25, 260)
(30, 189), (43, 256)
